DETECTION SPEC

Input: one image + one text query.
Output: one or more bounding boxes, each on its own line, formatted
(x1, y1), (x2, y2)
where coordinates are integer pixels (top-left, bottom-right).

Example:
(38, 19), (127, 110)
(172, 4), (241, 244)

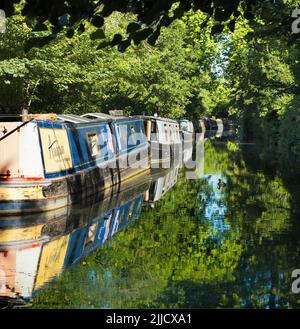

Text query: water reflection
(197, 174), (230, 245)
(0, 161), (184, 307)
(7, 128), (300, 310)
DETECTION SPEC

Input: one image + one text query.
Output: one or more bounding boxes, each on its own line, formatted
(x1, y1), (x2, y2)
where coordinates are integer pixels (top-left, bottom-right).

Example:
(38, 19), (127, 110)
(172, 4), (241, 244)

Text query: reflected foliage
(31, 137), (300, 309)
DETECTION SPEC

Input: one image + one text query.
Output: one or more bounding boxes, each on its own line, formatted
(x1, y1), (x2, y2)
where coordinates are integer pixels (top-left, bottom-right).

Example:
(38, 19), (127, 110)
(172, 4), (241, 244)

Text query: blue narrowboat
(0, 113), (149, 215)
(83, 113), (184, 167)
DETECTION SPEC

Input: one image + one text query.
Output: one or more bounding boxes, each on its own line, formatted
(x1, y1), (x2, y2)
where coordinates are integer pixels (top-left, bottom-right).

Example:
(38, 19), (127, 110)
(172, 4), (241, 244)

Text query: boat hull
(150, 141), (182, 168)
(0, 157), (149, 215)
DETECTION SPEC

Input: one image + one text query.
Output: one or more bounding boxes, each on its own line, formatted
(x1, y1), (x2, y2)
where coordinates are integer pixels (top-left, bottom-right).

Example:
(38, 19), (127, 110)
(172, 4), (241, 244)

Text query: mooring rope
(0, 119), (33, 143)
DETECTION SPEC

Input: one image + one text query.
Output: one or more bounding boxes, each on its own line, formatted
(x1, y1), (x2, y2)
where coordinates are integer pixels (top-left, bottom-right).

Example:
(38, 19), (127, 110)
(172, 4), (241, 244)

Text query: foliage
(0, 11), (224, 118)
(218, 0), (300, 159)
(1, 0), (271, 51)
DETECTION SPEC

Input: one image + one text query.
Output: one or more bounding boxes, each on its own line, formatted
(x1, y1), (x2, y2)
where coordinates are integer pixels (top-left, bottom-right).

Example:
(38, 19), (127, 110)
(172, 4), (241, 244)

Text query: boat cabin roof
(57, 114), (93, 123)
(81, 112), (129, 121)
(81, 113), (146, 125)
(81, 113), (115, 120)
(140, 115), (179, 125)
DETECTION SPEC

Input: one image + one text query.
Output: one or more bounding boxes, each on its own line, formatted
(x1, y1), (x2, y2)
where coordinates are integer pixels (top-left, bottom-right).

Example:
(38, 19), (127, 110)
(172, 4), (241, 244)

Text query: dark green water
(2, 135), (300, 309)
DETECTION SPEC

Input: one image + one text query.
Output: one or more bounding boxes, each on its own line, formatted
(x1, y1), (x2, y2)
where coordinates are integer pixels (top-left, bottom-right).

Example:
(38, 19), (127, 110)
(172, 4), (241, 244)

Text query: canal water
(1, 132), (300, 309)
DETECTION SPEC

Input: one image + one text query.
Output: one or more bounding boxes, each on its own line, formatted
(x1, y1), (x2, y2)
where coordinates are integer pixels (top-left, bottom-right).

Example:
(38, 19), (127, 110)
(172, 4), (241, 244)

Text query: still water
(1, 132), (300, 309)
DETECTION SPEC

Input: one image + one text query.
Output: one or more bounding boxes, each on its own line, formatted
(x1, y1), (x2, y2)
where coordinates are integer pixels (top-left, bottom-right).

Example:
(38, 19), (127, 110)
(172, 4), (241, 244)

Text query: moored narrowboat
(179, 118), (195, 145)
(179, 119), (194, 135)
(141, 115), (182, 167)
(0, 113), (149, 215)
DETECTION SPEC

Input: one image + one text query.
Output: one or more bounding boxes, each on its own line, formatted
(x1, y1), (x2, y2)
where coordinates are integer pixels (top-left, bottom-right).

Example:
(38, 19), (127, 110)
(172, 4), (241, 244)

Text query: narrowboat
(179, 119), (195, 162)
(83, 113), (183, 167)
(0, 113), (149, 215)
(179, 119), (194, 136)
(0, 174), (150, 303)
(204, 118), (218, 131)
(142, 115), (182, 167)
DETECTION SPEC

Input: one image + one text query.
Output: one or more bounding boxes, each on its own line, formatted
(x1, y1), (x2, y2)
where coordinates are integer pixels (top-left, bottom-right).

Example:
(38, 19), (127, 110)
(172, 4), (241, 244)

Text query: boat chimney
(21, 109), (29, 122)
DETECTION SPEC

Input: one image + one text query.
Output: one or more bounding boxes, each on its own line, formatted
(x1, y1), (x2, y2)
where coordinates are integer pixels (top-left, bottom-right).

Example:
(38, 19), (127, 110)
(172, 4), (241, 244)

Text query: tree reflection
(32, 139), (300, 309)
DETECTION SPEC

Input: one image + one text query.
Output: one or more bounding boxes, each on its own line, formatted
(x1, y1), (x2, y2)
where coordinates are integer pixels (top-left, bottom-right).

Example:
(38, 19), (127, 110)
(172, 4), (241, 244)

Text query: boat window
(150, 121), (157, 141)
(116, 124), (128, 149)
(100, 128), (106, 143)
(87, 132), (100, 157)
(84, 223), (97, 248)
(151, 121), (157, 133)
(140, 125), (145, 141)
(169, 125), (172, 141)
(130, 125), (137, 145)
(128, 201), (135, 219)
(163, 124), (168, 142)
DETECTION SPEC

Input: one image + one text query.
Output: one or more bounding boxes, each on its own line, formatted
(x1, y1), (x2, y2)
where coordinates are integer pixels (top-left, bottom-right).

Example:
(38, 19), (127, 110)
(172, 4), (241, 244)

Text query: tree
(1, 0), (281, 51)
(0, 11), (222, 118)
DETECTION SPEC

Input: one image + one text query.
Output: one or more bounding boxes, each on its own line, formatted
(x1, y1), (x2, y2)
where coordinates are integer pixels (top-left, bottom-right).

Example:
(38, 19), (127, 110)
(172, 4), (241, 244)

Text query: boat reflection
(144, 167), (179, 207)
(0, 166), (181, 306)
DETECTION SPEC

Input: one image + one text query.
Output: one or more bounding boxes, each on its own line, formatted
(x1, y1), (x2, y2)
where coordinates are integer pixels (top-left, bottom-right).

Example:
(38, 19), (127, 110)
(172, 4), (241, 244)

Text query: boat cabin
(179, 119), (194, 134)
(141, 116), (181, 144)
(140, 116), (182, 165)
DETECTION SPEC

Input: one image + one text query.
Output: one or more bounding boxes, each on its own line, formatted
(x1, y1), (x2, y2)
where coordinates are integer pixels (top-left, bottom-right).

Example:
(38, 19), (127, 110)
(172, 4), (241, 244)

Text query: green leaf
(91, 15), (104, 28)
(90, 29), (105, 40)
(211, 24), (224, 35)
(111, 34), (123, 46)
(126, 22), (141, 34)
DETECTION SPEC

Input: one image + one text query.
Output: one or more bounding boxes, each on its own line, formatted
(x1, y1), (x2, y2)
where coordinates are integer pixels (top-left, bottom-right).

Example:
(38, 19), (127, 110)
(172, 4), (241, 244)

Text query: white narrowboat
(216, 119), (224, 138)
(141, 116), (182, 166)
(179, 119), (194, 135)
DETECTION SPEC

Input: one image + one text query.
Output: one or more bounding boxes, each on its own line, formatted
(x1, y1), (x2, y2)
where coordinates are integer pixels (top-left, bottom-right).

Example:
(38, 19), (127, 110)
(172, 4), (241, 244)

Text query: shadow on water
(3, 129), (300, 309)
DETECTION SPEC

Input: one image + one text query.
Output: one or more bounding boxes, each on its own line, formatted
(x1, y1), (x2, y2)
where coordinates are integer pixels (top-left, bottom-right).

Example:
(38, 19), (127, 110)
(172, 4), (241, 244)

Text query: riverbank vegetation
(0, 1), (300, 157)
(0, 9), (223, 120)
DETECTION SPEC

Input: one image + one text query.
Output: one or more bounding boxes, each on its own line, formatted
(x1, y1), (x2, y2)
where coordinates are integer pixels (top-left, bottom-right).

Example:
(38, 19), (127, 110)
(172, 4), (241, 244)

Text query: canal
(1, 132), (300, 309)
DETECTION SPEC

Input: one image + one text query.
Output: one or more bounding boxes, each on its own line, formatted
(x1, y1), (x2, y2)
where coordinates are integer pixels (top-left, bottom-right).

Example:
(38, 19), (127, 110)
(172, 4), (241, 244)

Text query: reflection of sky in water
(198, 174), (230, 244)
